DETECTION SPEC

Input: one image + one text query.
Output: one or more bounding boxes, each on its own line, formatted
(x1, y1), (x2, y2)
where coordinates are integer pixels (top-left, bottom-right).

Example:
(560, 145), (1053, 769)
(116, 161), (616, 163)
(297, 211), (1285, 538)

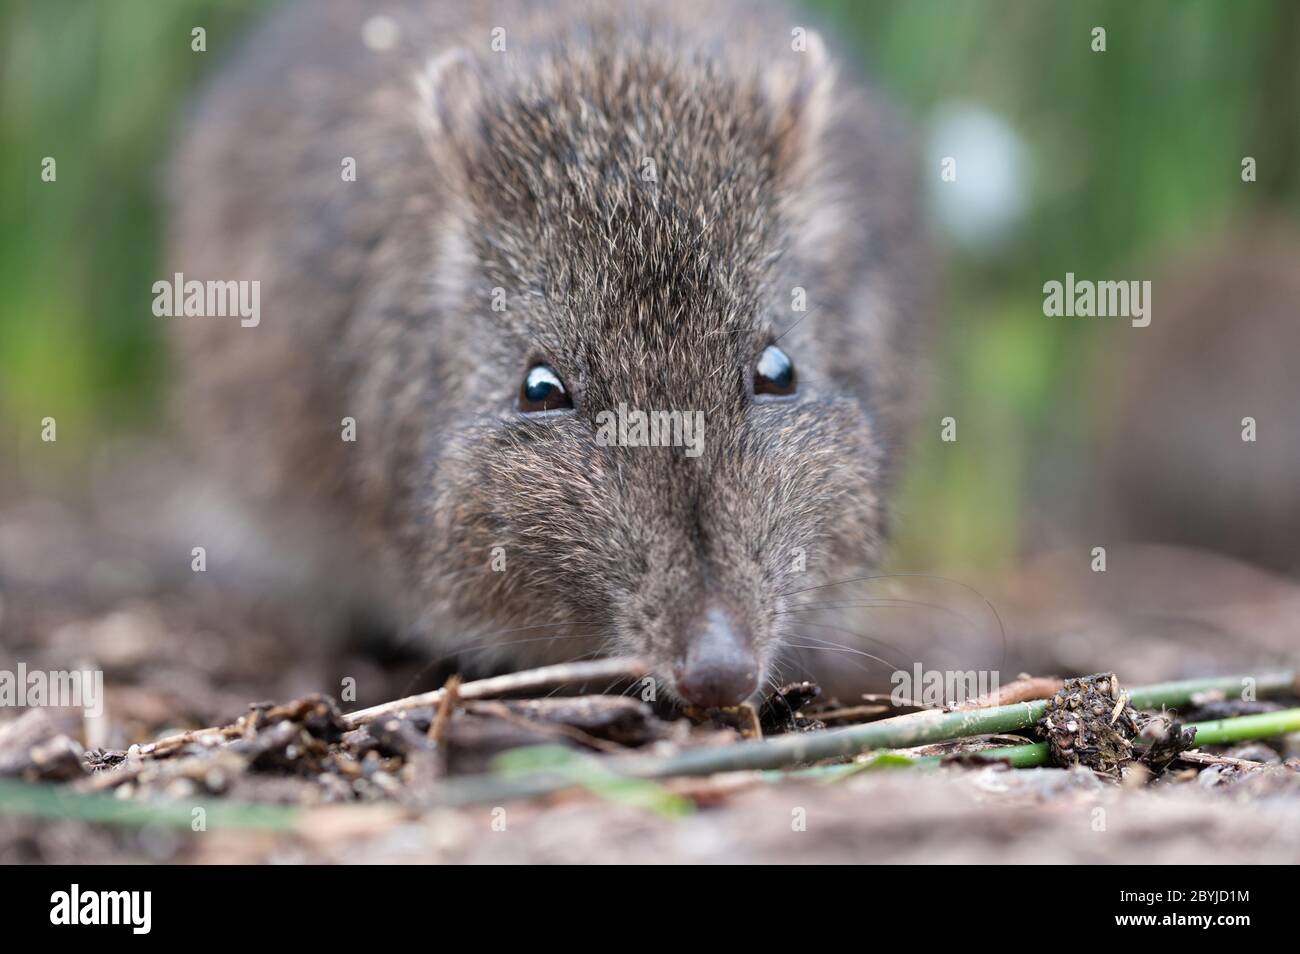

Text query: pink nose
(675, 606), (759, 708)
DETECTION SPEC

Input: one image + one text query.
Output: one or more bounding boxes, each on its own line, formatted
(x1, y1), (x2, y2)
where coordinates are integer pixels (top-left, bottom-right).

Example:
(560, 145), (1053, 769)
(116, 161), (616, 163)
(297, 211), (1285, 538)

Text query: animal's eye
(519, 363), (573, 412)
(754, 344), (797, 397)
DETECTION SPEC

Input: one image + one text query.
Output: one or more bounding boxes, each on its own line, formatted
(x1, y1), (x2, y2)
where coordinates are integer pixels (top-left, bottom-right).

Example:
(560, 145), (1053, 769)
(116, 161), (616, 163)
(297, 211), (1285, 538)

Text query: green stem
(635, 670), (1295, 777)
(968, 743), (1048, 768)
(1126, 672), (1295, 710)
(435, 669), (1296, 804)
(949, 706), (1300, 770)
(770, 706), (1300, 779)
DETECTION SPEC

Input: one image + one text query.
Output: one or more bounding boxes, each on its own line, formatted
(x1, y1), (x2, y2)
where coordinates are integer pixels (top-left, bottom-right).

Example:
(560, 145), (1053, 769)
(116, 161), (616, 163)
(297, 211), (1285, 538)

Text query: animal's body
(169, 0), (927, 706)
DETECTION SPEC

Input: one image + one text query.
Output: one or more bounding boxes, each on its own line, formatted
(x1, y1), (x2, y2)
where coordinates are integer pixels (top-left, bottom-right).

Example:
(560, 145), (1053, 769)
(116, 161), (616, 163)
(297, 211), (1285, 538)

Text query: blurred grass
(812, 0), (1300, 569)
(0, 0), (262, 442)
(0, 778), (298, 831)
(1, 0), (1297, 568)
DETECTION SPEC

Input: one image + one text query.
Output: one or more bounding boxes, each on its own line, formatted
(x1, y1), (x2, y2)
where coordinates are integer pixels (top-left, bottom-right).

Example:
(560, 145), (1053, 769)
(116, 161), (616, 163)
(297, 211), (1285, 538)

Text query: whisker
(784, 635), (900, 670)
(783, 633), (891, 683)
(776, 619), (909, 670)
(779, 597), (987, 653)
(779, 596), (978, 631)
(773, 303), (823, 342)
(778, 572), (1009, 671)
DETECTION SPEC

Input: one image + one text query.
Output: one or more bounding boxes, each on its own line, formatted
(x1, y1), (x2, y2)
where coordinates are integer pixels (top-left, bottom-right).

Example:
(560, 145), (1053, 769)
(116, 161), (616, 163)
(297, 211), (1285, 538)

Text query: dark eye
(519, 363), (573, 412)
(754, 344), (796, 397)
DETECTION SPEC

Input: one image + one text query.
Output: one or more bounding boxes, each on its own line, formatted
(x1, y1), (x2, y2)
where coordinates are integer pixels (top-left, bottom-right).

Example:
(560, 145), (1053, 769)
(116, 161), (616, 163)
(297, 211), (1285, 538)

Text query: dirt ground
(7, 763), (1300, 864)
(1, 491), (1298, 864)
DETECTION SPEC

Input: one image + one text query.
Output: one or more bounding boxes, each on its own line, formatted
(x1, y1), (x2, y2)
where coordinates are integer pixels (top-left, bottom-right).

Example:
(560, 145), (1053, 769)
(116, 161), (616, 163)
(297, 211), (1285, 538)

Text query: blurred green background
(2, 0), (1297, 570)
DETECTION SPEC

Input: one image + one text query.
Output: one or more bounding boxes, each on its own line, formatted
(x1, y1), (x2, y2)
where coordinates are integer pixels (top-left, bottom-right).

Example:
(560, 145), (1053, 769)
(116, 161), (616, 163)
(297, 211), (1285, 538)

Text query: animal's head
(405, 26), (924, 707)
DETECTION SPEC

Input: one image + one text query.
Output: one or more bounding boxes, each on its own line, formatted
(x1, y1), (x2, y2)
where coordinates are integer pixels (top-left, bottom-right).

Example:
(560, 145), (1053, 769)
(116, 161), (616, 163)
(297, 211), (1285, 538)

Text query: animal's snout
(673, 605), (759, 708)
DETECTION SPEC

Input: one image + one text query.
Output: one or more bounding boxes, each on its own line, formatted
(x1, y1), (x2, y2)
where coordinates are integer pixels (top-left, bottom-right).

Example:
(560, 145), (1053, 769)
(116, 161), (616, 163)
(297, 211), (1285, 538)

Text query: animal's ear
(417, 48), (489, 183)
(761, 29), (837, 180)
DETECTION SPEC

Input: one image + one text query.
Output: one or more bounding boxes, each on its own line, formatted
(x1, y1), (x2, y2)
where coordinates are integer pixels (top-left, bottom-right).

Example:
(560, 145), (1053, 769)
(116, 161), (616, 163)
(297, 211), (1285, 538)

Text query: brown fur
(168, 0), (928, 699)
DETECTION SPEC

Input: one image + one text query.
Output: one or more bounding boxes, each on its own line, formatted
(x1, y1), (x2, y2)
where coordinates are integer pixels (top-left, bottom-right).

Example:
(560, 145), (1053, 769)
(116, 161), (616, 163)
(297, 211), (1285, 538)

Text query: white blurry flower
(927, 103), (1029, 257)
